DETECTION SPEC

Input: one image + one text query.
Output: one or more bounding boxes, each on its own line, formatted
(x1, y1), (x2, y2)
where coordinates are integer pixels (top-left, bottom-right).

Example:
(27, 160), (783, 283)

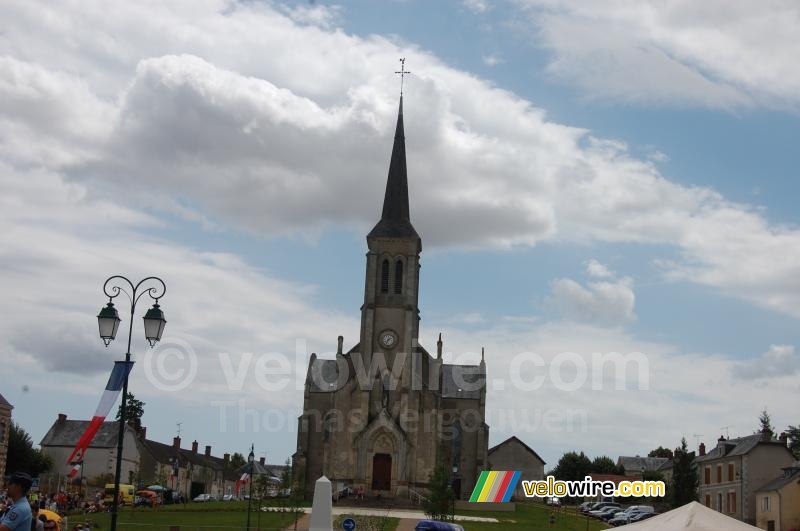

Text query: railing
(408, 487), (428, 506)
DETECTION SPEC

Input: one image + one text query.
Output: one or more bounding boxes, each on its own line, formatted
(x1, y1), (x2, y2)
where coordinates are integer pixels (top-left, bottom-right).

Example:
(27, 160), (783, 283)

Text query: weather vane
(395, 58), (411, 95)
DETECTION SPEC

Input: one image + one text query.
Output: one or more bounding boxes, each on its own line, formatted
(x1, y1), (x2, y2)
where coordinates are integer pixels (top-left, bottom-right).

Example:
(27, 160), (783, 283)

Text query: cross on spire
(395, 58), (411, 95)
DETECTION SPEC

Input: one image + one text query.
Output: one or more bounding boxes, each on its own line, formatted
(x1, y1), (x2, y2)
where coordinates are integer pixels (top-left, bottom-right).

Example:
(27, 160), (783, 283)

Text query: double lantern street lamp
(246, 446), (255, 531)
(97, 276), (166, 531)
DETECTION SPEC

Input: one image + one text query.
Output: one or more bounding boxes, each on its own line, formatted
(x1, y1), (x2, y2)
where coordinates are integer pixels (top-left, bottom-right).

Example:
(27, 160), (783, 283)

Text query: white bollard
(308, 475), (333, 531)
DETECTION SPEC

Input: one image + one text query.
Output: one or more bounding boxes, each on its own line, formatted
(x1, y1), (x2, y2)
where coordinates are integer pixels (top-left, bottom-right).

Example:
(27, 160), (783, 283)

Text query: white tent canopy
(623, 501), (760, 530)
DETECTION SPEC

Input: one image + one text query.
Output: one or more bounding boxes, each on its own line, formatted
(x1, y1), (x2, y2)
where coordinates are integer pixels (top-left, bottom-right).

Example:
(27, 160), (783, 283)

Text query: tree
(591, 456), (623, 475)
(549, 451), (592, 481)
(6, 422), (53, 476)
(758, 407), (775, 436)
(648, 446), (674, 459)
(424, 446), (453, 521)
(670, 437), (697, 508)
(786, 425), (800, 459)
(116, 392), (145, 430)
(230, 452), (247, 470)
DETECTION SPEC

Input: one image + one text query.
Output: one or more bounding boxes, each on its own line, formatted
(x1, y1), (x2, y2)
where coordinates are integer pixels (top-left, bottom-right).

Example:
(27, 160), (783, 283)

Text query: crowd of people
(1, 473), (100, 531)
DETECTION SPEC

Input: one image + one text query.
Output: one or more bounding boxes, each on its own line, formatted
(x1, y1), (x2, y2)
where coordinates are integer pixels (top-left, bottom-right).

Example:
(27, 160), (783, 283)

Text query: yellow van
(104, 484), (136, 505)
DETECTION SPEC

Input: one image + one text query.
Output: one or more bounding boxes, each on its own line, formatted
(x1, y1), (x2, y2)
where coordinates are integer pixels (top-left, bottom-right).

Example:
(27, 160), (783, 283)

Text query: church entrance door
(371, 453), (392, 491)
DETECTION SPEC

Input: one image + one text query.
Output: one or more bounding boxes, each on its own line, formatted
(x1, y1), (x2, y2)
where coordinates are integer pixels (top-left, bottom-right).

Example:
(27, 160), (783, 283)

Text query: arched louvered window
(394, 260), (403, 294)
(380, 260), (389, 294)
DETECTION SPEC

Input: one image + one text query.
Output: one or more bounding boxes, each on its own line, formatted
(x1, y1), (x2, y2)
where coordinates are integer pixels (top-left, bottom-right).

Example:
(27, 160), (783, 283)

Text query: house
(587, 473), (642, 501)
(40, 414), (238, 499)
(40, 413), (141, 484)
(487, 436), (545, 500)
(138, 436), (239, 499)
(755, 460), (800, 531)
(695, 430), (796, 524)
(616, 455), (670, 477)
(0, 393), (13, 479)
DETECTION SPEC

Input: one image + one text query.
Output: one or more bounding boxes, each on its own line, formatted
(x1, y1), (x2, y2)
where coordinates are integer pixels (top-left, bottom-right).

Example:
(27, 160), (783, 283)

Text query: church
(293, 95), (489, 500)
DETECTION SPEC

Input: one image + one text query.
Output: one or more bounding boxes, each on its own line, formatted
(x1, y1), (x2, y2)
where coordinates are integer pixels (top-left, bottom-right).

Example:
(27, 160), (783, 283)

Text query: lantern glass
(143, 303), (166, 347)
(97, 302), (121, 347)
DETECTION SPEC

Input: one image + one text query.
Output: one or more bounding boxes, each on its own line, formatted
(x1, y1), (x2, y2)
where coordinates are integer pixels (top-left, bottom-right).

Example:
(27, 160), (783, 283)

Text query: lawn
(73, 502), (301, 531)
(453, 503), (609, 531)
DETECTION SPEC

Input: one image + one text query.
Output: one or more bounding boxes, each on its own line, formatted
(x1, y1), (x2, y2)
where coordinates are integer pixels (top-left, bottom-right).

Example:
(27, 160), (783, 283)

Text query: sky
(1, 0), (799, 472)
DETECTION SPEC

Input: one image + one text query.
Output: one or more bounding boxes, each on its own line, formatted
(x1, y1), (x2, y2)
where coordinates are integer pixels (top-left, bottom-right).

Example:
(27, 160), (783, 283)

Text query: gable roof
(694, 434), (793, 463)
(755, 463), (800, 492)
(139, 438), (239, 482)
(441, 364), (485, 399)
(40, 419), (130, 448)
(617, 456), (670, 473)
(0, 392), (12, 408)
(489, 436), (546, 465)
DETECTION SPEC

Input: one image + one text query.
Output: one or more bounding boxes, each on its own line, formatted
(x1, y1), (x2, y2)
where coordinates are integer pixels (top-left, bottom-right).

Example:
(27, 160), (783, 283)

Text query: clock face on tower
(379, 330), (398, 349)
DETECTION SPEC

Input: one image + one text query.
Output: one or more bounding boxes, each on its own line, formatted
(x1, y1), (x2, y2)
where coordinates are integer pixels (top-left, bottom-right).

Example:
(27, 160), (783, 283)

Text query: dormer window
(381, 260), (389, 294)
(394, 260), (403, 294)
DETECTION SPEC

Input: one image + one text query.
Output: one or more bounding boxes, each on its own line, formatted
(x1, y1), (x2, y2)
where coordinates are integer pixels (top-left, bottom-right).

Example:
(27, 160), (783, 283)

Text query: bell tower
(359, 95), (421, 387)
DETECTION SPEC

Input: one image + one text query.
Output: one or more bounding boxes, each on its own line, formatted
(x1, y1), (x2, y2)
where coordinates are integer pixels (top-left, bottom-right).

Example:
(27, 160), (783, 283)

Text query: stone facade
(293, 97), (489, 500)
(696, 432), (795, 524)
(487, 436), (545, 500)
(755, 462), (800, 531)
(0, 393), (12, 479)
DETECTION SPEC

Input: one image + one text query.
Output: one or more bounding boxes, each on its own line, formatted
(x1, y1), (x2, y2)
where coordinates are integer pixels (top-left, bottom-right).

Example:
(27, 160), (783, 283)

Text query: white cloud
(463, 0), (490, 14)
(515, 0), (800, 110)
(732, 344), (800, 380)
(482, 53), (504, 66)
(586, 259), (614, 278)
(549, 276), (635, 326)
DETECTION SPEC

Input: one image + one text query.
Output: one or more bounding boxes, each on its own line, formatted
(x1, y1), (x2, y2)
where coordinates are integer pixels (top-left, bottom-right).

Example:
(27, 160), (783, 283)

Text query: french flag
(234, 473), (249, 495)
(66, 361), (134, 465)
(68, 462), (82, 478)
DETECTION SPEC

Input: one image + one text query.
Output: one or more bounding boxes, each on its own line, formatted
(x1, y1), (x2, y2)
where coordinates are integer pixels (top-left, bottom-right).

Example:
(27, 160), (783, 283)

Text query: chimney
(337, 336), (343, 356)
(699, 443), (706, 456)
(224, 453), (230, 464)
(205, 445), (211, 457)
(173, 436), (181, 449)
(57, 413), (67, 424)
(437, 333), (443, 359)
(192, 440), (198, 453)
(779, 432), (788, 446)
(140, 427), (147, 440)
(259, 457), (265, 465)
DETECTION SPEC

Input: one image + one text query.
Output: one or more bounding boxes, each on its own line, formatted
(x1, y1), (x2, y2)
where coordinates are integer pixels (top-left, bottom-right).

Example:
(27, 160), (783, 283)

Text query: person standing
(0, 473), (33, 531)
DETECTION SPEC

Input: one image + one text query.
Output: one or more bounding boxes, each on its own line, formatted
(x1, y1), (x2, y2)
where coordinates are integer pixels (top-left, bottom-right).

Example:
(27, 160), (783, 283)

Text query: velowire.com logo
(469, 471), (522, 502)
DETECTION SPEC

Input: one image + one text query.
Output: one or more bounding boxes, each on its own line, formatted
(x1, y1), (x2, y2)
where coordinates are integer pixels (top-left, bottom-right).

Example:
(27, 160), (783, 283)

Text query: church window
(394, 260), (403, 294)
(381, 260), (389, 293)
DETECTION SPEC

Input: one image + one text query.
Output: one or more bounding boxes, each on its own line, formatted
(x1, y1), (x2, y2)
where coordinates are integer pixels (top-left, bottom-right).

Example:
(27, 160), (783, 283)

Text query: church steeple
(367, 96), (419, 241)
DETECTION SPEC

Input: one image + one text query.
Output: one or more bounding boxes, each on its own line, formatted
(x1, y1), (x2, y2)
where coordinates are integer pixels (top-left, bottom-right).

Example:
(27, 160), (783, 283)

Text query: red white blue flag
(66, 361), (134, 464)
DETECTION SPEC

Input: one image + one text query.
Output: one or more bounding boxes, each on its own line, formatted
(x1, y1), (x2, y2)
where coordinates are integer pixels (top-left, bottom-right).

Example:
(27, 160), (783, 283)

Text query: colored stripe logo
(469, 471), (521, 502)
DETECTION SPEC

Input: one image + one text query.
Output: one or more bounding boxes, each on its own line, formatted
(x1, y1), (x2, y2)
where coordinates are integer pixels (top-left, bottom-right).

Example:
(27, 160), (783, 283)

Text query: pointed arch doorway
(371, 453), (392, 491)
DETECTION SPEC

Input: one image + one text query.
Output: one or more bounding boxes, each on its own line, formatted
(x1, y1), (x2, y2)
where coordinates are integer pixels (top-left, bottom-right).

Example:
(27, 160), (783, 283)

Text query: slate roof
(367, 96), (419, 241)
(617, 456), (670, 473)
(489, 436), (546, 465)
(309, 358), (340, 392)
(441, 364), (485, 399)
(40, 419), (128, 448)
(139, 438), (239, 482)
(755, 463), (800, 492)
(0, 392), (12, 408)
(693, 434), (791, 463)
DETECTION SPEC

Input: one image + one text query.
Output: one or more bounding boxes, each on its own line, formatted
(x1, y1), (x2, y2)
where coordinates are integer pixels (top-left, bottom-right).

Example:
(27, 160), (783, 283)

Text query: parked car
(222, 494), (235, 501)
(578, 502), (595, 513)
(608, 508), (643, 526)
(192, 493), (216, 502)
(414, 521), (464, 531)
(600, 507), (625, 521)
(629, 512), (657, 523)
(590, 506), (622, 520)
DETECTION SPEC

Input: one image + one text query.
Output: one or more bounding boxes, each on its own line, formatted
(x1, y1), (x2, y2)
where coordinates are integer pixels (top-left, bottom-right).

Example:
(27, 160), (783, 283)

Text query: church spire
(367, 95), (419, 240)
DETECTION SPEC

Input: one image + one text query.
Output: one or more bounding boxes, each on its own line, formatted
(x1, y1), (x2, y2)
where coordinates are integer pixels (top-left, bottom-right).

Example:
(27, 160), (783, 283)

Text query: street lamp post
(246, 446), (255, 531)
(97, 275), (166, 531)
